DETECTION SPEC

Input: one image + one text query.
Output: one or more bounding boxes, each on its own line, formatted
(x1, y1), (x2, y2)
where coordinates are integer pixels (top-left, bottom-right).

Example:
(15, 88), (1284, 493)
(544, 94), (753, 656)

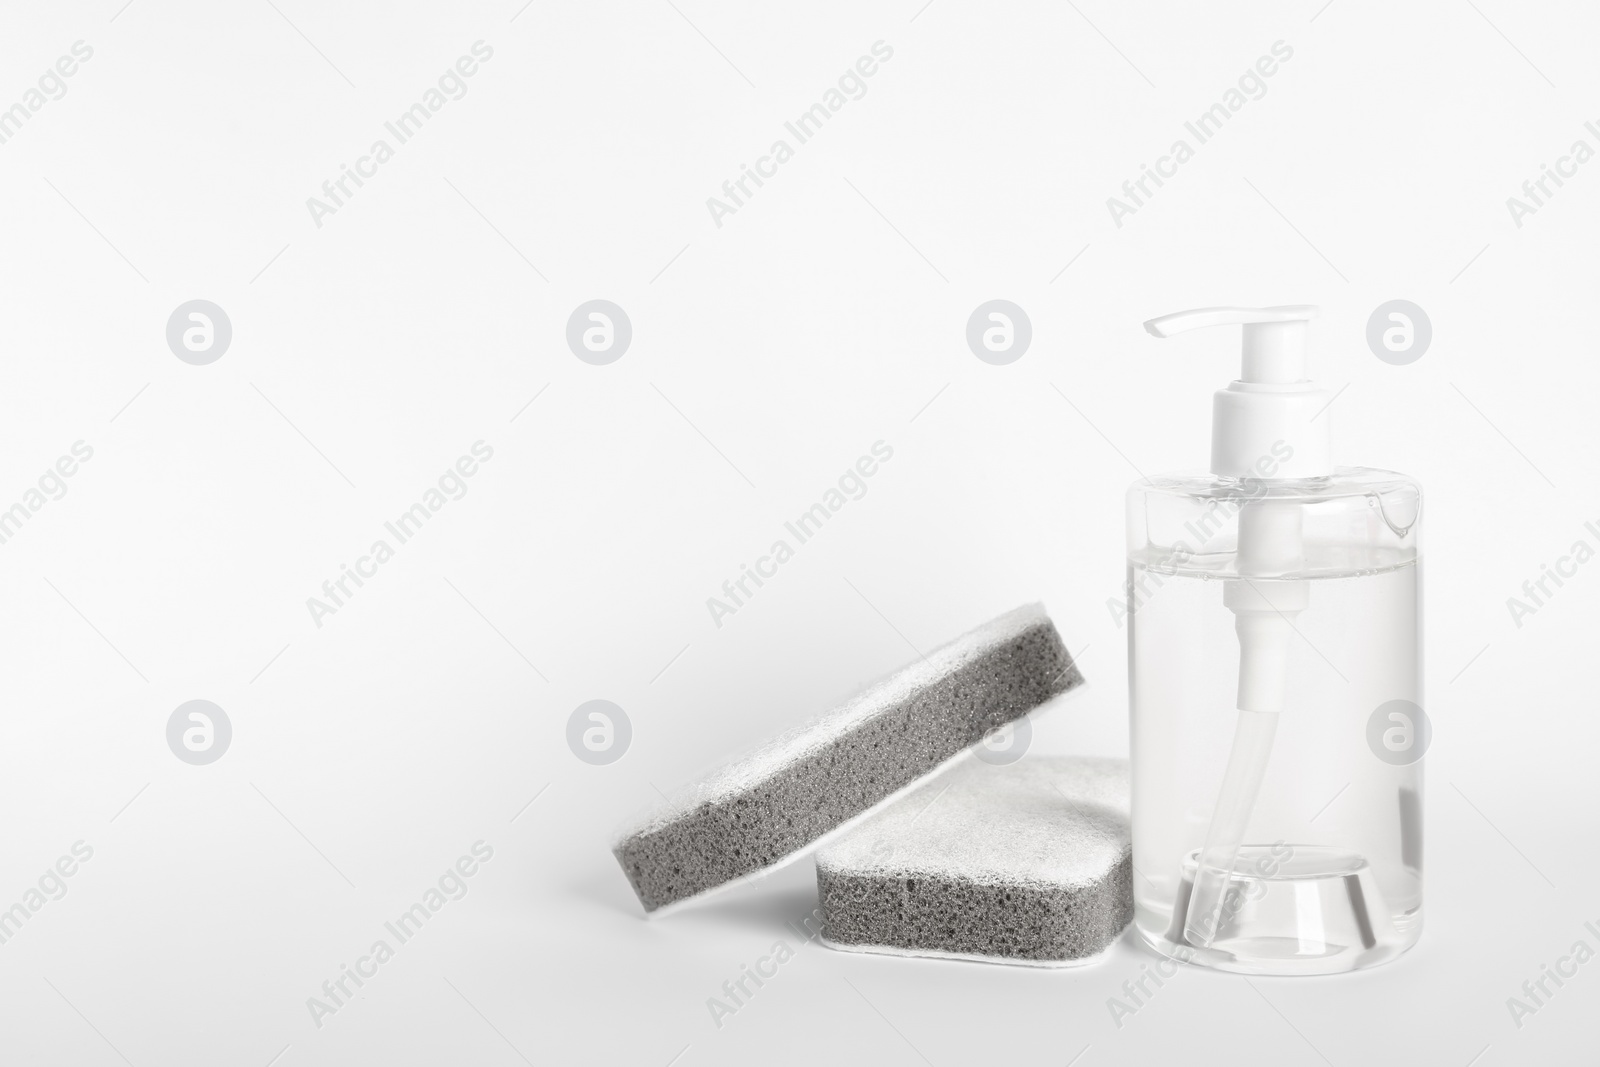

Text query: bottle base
(1134, 844), (1422, 976)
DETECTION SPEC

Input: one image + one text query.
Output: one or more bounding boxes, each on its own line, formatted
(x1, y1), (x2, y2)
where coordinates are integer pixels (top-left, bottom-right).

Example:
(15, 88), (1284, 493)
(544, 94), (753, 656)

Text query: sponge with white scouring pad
(816, 755), (1131, 966)
(613, 603), (1081, 914)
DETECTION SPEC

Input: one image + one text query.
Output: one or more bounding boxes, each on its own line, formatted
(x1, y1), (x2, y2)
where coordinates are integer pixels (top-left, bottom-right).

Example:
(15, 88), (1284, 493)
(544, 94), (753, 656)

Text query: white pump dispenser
(1142, 305), (1330, 947)
(1144, 305), (1332, 481)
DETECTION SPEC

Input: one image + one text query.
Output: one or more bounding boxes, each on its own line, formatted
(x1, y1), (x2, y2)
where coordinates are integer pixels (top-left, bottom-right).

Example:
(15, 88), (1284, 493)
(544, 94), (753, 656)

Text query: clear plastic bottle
(1128, 307), (1424, 975)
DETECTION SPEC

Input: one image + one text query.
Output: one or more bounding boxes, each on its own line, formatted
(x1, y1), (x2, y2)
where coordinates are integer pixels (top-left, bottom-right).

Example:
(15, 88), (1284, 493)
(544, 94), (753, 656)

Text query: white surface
(0, 1), (1597, 1065)
(817, 932), (1118, 970)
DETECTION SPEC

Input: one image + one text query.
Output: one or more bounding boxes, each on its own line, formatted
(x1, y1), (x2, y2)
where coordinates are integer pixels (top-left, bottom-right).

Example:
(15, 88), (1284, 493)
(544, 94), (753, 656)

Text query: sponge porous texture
(614, 604), (1080, 913)
(817, 756), (1131, 965)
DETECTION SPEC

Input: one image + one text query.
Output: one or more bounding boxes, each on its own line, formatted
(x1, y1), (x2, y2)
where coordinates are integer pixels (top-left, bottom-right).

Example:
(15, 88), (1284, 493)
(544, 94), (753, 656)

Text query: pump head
(1143, 305), (1333, 480)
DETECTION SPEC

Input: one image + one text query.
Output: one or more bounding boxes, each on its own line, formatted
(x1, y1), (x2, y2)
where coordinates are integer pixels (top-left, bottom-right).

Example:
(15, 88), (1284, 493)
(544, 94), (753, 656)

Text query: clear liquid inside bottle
(1127, 468), (1422, 975)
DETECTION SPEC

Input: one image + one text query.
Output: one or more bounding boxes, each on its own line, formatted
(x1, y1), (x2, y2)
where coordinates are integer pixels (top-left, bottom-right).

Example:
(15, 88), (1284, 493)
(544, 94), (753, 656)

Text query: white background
(1, 0), (1597, 1064)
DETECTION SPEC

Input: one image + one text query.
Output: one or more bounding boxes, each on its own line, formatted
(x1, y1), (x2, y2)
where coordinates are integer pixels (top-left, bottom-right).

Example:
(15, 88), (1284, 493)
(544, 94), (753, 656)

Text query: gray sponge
(613, 604), (1081, 914)
(816, 756), (1131, 965)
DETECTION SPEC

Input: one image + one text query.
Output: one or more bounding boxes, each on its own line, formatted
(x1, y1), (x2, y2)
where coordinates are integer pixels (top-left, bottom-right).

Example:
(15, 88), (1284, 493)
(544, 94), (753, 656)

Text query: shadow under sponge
(816, 756), (1132, 965)
(613, 604), (1081, 914)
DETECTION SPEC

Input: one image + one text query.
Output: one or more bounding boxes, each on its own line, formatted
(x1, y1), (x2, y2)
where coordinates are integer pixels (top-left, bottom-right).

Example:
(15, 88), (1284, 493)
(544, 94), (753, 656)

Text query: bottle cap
(1143, 305), (1332, 480)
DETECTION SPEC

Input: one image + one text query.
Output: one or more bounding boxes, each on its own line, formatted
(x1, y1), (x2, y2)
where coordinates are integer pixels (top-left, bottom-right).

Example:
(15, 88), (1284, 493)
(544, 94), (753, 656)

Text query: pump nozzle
(1143, 305), (1331, 480)
(1144, 305), (1318, 385)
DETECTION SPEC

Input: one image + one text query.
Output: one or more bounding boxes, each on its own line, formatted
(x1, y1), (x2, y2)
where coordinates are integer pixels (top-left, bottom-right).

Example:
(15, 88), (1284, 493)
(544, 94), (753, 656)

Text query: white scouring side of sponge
(612, 604), (1083, 914)
(815, 756), (1131, 966)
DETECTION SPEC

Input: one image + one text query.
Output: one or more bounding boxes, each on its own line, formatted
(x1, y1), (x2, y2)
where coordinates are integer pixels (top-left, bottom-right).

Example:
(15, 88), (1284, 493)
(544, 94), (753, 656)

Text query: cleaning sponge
(614, 604), (1081, 914)
(817, 756), (1131, 965)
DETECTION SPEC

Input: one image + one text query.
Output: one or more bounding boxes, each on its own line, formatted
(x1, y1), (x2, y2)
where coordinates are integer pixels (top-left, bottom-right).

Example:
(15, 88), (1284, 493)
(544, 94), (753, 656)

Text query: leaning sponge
(817, 756), (1131, 966)
(613, 603), (1081, 913)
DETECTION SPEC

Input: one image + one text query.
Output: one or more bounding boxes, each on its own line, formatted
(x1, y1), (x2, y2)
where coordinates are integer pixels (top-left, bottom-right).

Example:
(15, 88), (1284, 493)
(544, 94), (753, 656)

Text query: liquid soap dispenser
(1127, 305), (1423, 975)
